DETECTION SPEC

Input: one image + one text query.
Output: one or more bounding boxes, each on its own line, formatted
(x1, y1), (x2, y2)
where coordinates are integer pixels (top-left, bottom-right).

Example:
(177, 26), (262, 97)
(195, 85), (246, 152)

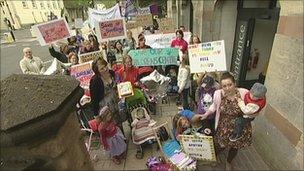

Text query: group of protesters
(19, 24), (267, 170)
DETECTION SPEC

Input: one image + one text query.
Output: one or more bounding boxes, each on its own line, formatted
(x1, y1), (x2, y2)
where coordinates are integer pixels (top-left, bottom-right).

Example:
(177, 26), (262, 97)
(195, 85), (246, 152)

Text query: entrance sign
(145, 32), (192, 49)
(79, 50), (104, 63)
(136, 14), (153, 27)
(128, 48), (179, 66)
(188, 40), (227, 73)
(95, 18), (127, 42)
(33, 19), (71, 46)
(180, 134), (216, 161)
(70, 62), (94, 90)
(88, 4), (121, 28)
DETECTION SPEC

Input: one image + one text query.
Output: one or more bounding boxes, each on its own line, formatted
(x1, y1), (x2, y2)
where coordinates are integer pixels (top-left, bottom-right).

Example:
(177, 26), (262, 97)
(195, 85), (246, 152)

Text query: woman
(67, 52), (79, 66)
(49, 43), (69, 63)
(171, 29), (188, 54)
(114, 41), (124, 63)
(177, 54), (191, 110)
(199, 72), (251, 170)
(80, 40), (95, 54)
(88, 34), (100, 51)
(136, 34), (151, 50)
(89, 58), (123, 132)
(123, 30), (136, 52)
(189, 34), (201, 45)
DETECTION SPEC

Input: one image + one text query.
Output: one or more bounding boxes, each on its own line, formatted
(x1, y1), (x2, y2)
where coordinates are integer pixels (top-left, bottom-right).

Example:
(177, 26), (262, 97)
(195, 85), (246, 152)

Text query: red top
(117, 66), (140, 85)
(244, 92), (266, 113)
(171, 38), (188, 54)
(98, 121), (117, 150)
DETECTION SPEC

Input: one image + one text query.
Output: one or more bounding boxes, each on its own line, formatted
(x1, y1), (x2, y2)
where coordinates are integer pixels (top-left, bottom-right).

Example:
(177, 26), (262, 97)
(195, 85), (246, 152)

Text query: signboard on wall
(188, 40), (227, 73)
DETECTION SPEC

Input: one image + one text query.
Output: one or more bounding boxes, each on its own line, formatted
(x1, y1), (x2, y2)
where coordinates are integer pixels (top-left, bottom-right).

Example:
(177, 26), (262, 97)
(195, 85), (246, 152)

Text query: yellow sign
(136, 14), (153, 27)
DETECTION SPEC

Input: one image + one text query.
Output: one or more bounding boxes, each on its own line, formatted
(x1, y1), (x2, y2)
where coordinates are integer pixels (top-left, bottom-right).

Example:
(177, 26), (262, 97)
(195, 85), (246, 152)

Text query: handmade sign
(33, 19), (71, 46)
(136, 14), (153, 27)
(117, 81), (134, 98)
(79, 50), (103, 63)
(180, 134), (216, 161)
(159, 18), (174, 33)
(137, 6), (151, 15)
(128, 48), (179, 66)
(145, 32), (192, 49)
(75, 18), (84, 28)
(95, 18), (127, 42)
(88, 4), (121, 28)
(188, 40), (227, 73)
(70, 61), (94, 90)
(126, 21), (137, 29)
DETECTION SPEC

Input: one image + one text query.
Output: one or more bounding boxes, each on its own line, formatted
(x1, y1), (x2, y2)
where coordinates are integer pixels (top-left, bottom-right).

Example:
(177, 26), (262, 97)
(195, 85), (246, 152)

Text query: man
(20, 47), (46, 74)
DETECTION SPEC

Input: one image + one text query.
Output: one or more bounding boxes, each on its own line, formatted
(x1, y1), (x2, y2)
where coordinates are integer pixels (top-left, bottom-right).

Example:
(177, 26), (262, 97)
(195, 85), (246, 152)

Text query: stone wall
(253, 0), (303, 170)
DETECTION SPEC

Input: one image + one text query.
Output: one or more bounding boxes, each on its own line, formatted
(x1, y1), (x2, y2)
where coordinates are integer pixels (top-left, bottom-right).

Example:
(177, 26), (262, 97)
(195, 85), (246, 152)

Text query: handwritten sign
(136, 14), (153, 27)
(95, 18), (127, 41)
(79, 50), (103, 63)
(180, 134), (216, 161)
(188, 40), (227, 73)
(159, 18), (174, 33)
(117, 81), (134, 98)
(33, 19), (71, 46)
(128, 48), (179, 66)
(70, 62), (94, 90)
(126, 21), (137, 29)
(145, 32), (192, 49)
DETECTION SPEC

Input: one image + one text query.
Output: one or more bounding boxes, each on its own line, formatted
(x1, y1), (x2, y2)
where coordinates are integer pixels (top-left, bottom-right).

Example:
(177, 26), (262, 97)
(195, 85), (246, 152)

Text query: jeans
(234, 117), (255, 136)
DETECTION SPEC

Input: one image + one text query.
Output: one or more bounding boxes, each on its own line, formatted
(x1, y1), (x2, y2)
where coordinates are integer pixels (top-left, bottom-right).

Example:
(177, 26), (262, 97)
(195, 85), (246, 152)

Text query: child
(97, 106), (127, 164)
(229, 83), (267, 141)
(177, 54), (191, 109)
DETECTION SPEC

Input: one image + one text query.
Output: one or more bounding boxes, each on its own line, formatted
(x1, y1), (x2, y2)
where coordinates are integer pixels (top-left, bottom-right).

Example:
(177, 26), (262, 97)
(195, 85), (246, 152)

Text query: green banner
(128, 48), (179, 66)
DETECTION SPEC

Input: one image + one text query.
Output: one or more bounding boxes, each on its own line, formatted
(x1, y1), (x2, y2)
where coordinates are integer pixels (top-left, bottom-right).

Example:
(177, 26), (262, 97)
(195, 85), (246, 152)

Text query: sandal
(112, 158), (121, 165)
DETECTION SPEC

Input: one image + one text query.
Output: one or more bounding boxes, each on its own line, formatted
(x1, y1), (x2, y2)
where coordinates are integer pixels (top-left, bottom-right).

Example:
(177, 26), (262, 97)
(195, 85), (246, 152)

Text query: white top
(177, 65), (191, 91)
(19, 56), (45, 75)
(238, 100), (260, 118)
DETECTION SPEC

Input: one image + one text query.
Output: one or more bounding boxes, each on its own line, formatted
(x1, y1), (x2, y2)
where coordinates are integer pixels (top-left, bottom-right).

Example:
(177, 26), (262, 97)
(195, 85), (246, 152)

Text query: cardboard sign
(117, 81), (134, 98)
(70, 62), (94, 90)
(145, 32), (192, 49)
(137, 7), (151, 15)
(33, 19), (71, 46)
(79, 50), (103, 63)
(126, 21), (137, 29)
(136, 14), (153, 27)
(75, 18), (84, 28)
(159, 18), (174, 33)
(95, 18), (127, 42)
(188, 40), (227, 73)
(128, 48), (179, 66)
(180, 134), (216, 161)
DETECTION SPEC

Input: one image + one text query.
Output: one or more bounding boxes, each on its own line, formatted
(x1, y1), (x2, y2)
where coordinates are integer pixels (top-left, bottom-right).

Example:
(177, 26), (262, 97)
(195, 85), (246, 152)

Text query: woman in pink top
(197, 72), (251, 170)
(171, 29), (188, 54)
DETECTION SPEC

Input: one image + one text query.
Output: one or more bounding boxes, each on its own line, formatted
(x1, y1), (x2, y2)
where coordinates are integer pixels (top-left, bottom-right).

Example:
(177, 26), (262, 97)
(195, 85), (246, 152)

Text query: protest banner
(33, 19), (71, 46)
(126, 21), (137, 29)
(188, 40), (227, 73)
(75, 18), (84, 28)
(79, 50), (104, 63)
(128, 48), (179, 66)
(136, 14), (153, 27)
(95, 18), (127, 42)
(70, 61), (94, 90)
(180, 134), (216, 161)
(137, 6), (151, 15)
(88, 4), (121, 28)
(145, 32), (192, 49)
(159, 18), (174, 33)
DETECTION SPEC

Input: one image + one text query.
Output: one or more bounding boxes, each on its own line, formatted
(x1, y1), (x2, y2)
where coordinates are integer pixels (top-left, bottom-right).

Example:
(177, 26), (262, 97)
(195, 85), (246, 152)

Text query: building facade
(0, 0), (64, 30)
(168, 0), (303, 170)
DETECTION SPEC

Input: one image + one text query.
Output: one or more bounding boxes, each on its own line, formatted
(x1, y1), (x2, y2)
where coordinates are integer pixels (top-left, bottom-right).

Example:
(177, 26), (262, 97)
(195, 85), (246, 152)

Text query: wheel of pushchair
(135, 146), (143, 159)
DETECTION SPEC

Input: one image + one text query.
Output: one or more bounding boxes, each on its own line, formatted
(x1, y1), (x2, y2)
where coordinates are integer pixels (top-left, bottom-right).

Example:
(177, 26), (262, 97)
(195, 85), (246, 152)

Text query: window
(22, 1), (28, 8)
(40, 2), (44, 9)
(53, 1), (57, 9)
(31, 0), (37, 8)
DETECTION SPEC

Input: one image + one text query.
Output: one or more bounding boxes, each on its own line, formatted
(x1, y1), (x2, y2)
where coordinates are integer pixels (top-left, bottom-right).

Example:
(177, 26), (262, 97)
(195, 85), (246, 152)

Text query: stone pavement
(84, 97), (270, 170)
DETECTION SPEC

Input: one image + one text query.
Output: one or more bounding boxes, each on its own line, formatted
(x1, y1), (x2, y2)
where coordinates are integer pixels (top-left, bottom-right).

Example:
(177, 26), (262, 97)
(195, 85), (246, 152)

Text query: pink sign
(96, 18), (127, 41)
(34, 19), (71, 46)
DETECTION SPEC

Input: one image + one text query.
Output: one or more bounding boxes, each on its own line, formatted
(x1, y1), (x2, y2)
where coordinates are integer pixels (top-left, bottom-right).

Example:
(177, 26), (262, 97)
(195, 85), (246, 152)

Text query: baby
(229, 83), (267, 141)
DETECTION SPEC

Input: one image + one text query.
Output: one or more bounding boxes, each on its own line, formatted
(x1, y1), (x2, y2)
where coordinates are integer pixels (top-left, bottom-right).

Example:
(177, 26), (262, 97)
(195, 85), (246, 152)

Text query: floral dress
(214, 90), (252, 149)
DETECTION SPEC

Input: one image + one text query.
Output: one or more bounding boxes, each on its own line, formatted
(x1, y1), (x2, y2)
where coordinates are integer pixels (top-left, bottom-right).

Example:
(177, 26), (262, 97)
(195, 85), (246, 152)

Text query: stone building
(167, 0), (303, 170)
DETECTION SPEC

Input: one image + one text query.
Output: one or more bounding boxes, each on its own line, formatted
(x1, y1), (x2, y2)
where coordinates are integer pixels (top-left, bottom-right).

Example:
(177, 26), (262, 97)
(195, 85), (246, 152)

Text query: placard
(126, 21), (137, 29)
(117, 81), (134, 98)
(188, 40), (227, 73)
(70, 62), (94, 90)
(95, 18), (127, 42)
(79, 50), (103, 63)
(75, 18), (84, 28)
(159, 18), (174, 33)
(128, 48), (179, 66)
(33, 19), (71, 46)
(180, 134), (216, 161)
(136, 14), (153, 27)
(145, 32), (192, 49)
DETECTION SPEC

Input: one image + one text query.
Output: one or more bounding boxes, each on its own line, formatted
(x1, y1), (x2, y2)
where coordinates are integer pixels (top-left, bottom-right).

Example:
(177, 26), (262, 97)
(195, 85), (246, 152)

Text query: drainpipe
(5, 0), (15, 25)
(176, 0), (180, 27)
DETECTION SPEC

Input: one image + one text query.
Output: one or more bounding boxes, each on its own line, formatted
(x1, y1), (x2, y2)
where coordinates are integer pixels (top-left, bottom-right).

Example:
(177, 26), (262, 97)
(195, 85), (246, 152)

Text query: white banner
(75, 18), (83, 28)
(137, 7), (151, 15)
(145, 32), (192, 49)
(88, 4), (121, 28)
(188, 40), (227, 73)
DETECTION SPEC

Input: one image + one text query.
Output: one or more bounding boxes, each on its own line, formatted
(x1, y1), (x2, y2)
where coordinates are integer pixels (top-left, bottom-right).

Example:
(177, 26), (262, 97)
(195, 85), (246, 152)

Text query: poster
(128, 48), (179, 66)
(180, 134), (216, 161)
(188, 40), (227, 73)
(88, 4), (121, 28)
(137, 7), (151, 15)
(70, 61), (94, 90)
(79, 50), (103, 63)
(136, 14), (153, 27)
(95, 18), (127, 42)
(75, 18), (84, 28)
(33, 19), (71, 46)
(145, 32), (192, 49)
(159, 18), (174, 33)
(117, 81), (134, 98)
(126, 21), (137, 29)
